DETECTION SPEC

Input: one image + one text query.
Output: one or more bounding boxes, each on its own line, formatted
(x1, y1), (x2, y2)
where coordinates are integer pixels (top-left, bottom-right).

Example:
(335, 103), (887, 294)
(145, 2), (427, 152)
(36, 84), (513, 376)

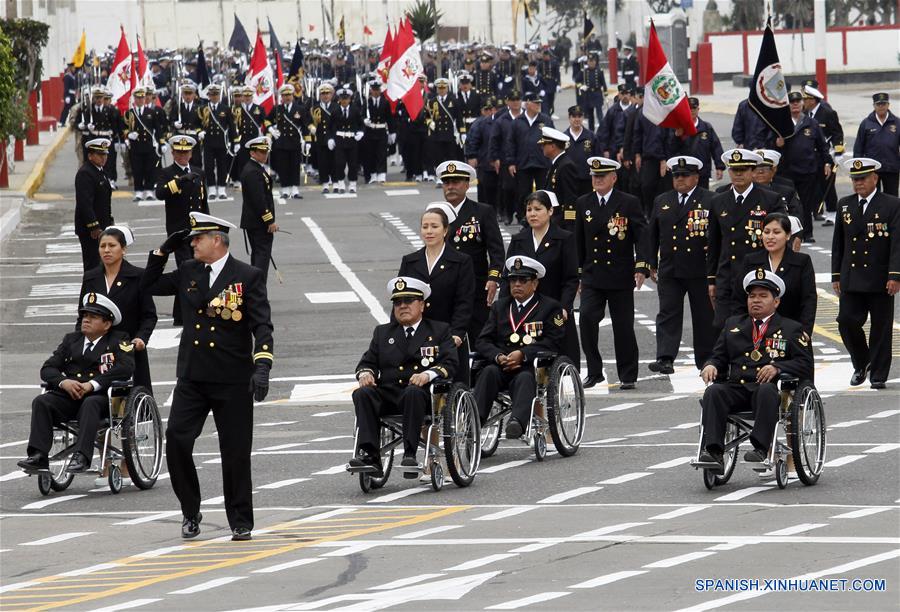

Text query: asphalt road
(0, 101), (898, 612)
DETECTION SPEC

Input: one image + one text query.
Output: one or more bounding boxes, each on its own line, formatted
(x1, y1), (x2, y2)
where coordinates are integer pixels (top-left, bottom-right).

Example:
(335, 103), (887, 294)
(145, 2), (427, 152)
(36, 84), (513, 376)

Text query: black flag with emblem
(747, 19), (794, 139)
(228, 13), (251, 54)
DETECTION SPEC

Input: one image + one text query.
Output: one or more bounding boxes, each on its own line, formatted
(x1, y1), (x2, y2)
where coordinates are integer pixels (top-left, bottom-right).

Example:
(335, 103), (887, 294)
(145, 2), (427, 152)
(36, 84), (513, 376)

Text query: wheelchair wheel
(546, 357), (585, 457)
(108, 463), (123, 494)
(789, 384), (826, 486)
(443, 384), (481, 488)
(122, 387), (163, 490)
(48, 428), (75, 492)
(431, 463), (444, 491)
(480, 402), (503, 458)
(702, 421), (739, 489)
(38, 474), (52, 496)
(534, 434), (547, 461)
(775, 459), (788, 489)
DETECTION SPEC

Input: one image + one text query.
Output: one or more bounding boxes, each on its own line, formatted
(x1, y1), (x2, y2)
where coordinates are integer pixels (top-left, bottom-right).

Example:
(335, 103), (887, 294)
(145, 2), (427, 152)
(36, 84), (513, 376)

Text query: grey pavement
(0, 89), (898, 611)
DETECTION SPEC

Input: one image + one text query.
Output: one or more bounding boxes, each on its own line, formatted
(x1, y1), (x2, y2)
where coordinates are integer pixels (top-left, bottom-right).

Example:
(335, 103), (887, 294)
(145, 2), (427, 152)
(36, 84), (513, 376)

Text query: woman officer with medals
(398, 202), (476, 383)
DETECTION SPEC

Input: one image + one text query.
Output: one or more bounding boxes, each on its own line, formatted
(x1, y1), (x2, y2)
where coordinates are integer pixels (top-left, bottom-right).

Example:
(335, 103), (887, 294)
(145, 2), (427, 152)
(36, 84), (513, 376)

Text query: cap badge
(731, 151), (741, 162)
(395, 279), (406, 291)
(514, 258), (523, 270)
(853, 159), (863, 170)
(190, 216), (197, 227)
(756, 268), (765, 280)
(88, 293), (97, 304)
(447, 163), (456, 173)
(591, 159), (601, 169)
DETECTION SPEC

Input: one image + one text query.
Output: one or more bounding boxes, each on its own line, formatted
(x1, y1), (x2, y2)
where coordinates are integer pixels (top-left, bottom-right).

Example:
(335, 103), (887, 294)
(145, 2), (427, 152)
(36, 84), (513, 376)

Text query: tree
(0, 27), (29, 142)
(406, 0), (442, 43)
(545, 0), (625, 51)
(0, 18), (50, 92)
(728, 0), (766, 30)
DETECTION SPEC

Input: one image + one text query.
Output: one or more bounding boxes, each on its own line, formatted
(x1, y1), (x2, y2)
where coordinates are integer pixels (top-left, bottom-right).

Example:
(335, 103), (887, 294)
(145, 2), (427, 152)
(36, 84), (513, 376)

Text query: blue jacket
(632, 110), (672, 160)
(465, 114), (499, 168)
(564, 126), (596, 179)
(853, 111), (900, 172)
(771, 114), (832, 175)
(731, 99), (769, 149)
(666, 118), (725, 179)
(504, 112), (552, 169)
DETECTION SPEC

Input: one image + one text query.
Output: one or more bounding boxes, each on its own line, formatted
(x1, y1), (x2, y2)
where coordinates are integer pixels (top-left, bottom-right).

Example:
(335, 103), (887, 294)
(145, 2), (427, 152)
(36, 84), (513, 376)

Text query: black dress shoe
(349, 454), (383, 477)
(231, 527), (252, 541)
(66, 452), (89, 473)
(619, 381), (636, 390)
(400, 455), (418, 479)
(582, 374), (605, 388)
(870, 381), (886, 390)
(822, 219), (834, 227)
(803, 237), (816, 243)
(182, 513), (202, 539)
(813, 214), (826, 221)
(850, 365), (870, 386)
(743, 448), (766, 463)
(17, 454), (49, 473)
(698, 451), (724, 474)
(648, 360), (674, 374)
(505, 418), (524, 439)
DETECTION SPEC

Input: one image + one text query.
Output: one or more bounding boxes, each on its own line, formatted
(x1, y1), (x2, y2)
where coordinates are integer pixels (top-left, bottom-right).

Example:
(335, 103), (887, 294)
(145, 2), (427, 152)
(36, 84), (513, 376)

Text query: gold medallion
(229, 302), (238, 311)
(231, 309), (242, 321)
(221, 308), (232, 320)
(509, 333), (520, 343)
(750, 349), (762, 361)
(618, 232), (625, 240)
(609, 227), (618, 236)
(211, 297), (222, 307)
(522, 334), (533, 345)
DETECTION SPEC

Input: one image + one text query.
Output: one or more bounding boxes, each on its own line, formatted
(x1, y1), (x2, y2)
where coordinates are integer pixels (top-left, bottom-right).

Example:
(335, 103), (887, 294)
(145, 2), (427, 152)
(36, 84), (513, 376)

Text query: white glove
(161, 144), (170, 154)
(354, 131), (364, 141)
(556, 85), (562, 93)
(539, 90), (546, 97)
(65, 96), (72, 104)
(268, 128), (280, 140)
(77, 122), (86, 130)
(128, 132), (138, 141)
(197, 130), (206, 142)
(233, 143), (241, 154)
(173, 121), (183, 129)
(504, 76), (513, 83)
(388, 133), (396, 145)
(114, 142), (126, 153)
(461, 134), (467, 145)
(327, 139), (335, 151)
(363, 118), (373, 128)
(428, 121), (436, 131)
(309, 125), (317, 136)
(87, 122), (94, 131)
(302, 142), (311, 156)
(579, 85), (588, 92)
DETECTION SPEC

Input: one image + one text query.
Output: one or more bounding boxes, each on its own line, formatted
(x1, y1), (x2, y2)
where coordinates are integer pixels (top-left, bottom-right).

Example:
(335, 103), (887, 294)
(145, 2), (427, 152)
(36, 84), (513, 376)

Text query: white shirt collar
(177, 164), (190, 173)
(525, 112), (539, 125)
(83, 334), (105, 351)
(809, 103), (820, 117)
(405, 319), (423, 334)
(732, 184), (753, 200)
(426, 244), (445, 274)
(569, 127), (582, 139)
(449, 198), (466, 214)
(516, 294), (535, 310)
(206, 252), (230, 286)
(596, 189), (613, 204)
(756, 313), (774, 324)
(551, 152), (565, 165)
(678, 186), (697, 201)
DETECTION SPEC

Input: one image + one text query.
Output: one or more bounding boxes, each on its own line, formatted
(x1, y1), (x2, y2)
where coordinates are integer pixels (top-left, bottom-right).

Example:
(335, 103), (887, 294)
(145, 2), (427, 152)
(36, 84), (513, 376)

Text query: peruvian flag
(106, 26), (133, 115)
(245, 32), (275, 113)
(642, 22), (696, 136)
(134, 35), (153, 90)
(376, 26), (395, 85)
(386, 18), (424, 119)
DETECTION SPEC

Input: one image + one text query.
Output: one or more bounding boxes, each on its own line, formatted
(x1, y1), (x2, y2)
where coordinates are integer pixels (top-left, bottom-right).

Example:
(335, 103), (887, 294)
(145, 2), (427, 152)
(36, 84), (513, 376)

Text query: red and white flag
(386, 18), (424, 119)
(106, 26), (133, 115)
(245, 32), (275, 113)
(642, 22), (696, 136)
(134, 35), (153, 90)
(376, 27), (395, 85)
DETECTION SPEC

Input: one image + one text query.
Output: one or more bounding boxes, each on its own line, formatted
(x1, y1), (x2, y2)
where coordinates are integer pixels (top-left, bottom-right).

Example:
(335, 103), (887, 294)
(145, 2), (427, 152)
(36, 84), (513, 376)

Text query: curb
(0, 126), (71, 243)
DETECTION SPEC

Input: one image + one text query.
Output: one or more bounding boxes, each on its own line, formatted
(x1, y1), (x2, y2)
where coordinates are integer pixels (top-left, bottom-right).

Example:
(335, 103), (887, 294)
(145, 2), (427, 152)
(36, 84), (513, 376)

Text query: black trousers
(791, 172), (818, 239)
(166, 380), (254, 530)
(838, 290), (895, 383)
(273, 148), (301, 187)
(563, 317), (581, 369)
(638, 160), (670, 219)
(701, 382), (779, 453)
(656, 276), (716, 368)
(823, 176), (838, 213)
(499, 166), (517, 220)
(469, 278), (491, 341)
(333, 143), (359, 181)
(476, 167), (499, 210)
(713, 271), (734, 330)
(474, 364), (536, 425)
(514, 168), (547, 220)
(583, 92), (604, 132)
(698, 175), (711, 190)
(78, 233), (101, 271)
(316, 145), (335, 184)
(130, 148), (158, 191)
(579, 285), (638, 382)
(353, 385), (428, 457)
(104, 149), (118, 181)
(233, 149), (249, 183)
(171, 243), (194, 326)
(401, 132), (425, 178)
(878, 171), (899, 197)
(363, 131), (388, 177)
(245, 229), (273, 283)
(28, 391), (107, 460)
(204, 145), (230, 187)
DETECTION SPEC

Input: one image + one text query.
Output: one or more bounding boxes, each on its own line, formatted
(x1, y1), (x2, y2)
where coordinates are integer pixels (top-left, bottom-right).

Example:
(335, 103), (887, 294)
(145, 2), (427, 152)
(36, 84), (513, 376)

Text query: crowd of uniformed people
(17, 35), (900, 541)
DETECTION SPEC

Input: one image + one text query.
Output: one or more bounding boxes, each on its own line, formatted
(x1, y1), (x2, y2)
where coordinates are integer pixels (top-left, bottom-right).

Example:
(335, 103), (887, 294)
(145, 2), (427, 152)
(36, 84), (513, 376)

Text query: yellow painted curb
(22, 126), (72, 199)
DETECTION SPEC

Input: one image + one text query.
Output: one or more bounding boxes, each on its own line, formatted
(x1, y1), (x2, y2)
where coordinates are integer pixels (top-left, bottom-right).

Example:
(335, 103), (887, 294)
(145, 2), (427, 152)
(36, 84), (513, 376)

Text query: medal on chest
(509, 302), (539, 345)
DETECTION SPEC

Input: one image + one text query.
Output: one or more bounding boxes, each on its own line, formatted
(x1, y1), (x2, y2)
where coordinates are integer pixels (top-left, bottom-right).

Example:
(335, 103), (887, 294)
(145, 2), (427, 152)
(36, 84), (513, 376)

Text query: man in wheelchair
(17, 293), (135, 474)
(474, 256), (565, 439)
(698, 269), (813, 469)
(351, 277), (458, 476)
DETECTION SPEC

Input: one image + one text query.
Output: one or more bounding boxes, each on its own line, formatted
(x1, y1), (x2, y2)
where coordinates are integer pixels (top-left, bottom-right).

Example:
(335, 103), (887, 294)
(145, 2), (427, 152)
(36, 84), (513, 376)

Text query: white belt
(369, 122), (387, 129)
(336, 131), (355, 137)
(464, 117), (477, 124)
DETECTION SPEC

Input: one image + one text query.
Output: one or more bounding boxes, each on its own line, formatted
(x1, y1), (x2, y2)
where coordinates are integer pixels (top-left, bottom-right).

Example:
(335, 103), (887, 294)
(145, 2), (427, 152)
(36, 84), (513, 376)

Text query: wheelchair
(34, 380), (163, 495)
(347, 380), (481, 492)
(473, 352), (585, 461)
(691, 376), (826, 490)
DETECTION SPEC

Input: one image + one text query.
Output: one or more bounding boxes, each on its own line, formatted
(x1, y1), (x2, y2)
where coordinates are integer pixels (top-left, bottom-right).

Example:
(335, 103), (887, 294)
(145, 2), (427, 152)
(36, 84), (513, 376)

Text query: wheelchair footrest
(690, 460), (722, 469)
(346, 463), (379, 474)
(398, 462), (423, 474)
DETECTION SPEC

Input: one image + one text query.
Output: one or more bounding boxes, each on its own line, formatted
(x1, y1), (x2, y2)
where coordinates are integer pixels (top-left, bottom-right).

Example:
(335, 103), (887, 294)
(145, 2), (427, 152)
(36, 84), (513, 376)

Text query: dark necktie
(859, 198), (867, 214)
(344, 108), (348, 119)
(599, 196), (606, 207)
(203, 264), (212, 291)
(680, 193), (688, 207)
(736, 194), (744, 206)
(405, 326), (414, 339)
(517, 303), (526, 316)
(754, 319), (764, 334)
(83, 341), (94, 355)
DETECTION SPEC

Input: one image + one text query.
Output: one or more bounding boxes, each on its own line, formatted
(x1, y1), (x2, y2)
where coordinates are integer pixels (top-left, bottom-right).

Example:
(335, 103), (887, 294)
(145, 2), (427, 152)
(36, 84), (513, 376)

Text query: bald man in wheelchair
(698, 270), (813, 470)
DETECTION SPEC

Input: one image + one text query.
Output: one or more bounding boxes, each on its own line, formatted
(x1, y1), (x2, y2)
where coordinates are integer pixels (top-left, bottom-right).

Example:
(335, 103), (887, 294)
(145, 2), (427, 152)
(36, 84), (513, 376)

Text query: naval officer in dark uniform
(75, 138), (114, 271)
(240, 136), (278, 283)
(351, 277), (458, 476)
(831, 158), (900, 389)
(539, 126), (581, 231)
(853, 93), (900, 196)
(142, 212), (274, 542)
(646, 156), (716, 373)
(155, 135), (209, 267)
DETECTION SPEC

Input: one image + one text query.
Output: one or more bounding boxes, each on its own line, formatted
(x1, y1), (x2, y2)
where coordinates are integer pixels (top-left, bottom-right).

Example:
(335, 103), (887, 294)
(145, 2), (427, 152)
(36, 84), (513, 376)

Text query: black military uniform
(23, 297), (134, 471)
(577, 57), (607, 132)
(646, 159), (716, 370)
(633, 108), (674, 217)
(60, 66), (77, 125)
(474, 55), (500, 98)
(620, 48), (640, 89)
(804, 86), (844, 216)
(538, 53), (561, 116)
(707, 151), (786, 327)
(491, 98), (524, 223)
(465, 103), (500, 209)
(474, 258), (565, 431)
(311, 89), (337, 190)
(397, 99), (427, 181)
(233, 93), (267, 183)
(239, 139), (277, 283)
(155, 137), (209, 267)
(731, 99), (769, 150)
(331, 93), (364, 191)
(268, 90), (310, 197)
(123, 91), (162, 198)
(666, 108), (725, 190)
(427, 84), (462, 175)
(542, 143), (581, 231)
(168, 87), (204, 167)
(457, 80), (482, 144)
(199, 88), (235, 198)
(576, 160), (649, 387)
(141, 213), (274, 539)
(75, 139), (114, 271)
(353, 280), (457, 462)
(831, 159), (900, 387)
(564, 108), (596, 195)
(853, 93), (900, 196)
(361, 83), (396, 183)
(77, 95), (121, 182)
(504, 98), (552, 221)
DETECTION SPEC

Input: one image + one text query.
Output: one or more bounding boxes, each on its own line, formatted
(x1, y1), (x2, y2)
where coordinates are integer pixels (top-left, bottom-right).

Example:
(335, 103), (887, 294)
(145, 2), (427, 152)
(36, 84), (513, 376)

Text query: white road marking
(765, 523), (828, 536)
(867, 409), (900, 419)
(537, 486), (603, 504)
(0, 581), (40, 594)
(147, 328), (182, 350)
(313, 464), (348, 475)
(830, 507), (893, 519)
(85, 598), (162, 612)
(36, 262), (83, 274)
(474, 507), (535, 522)
(114, 511), (181, 525)
(302, 217), (388, 323)
(487, 592), (571, 610)
(25, 303), (78, 317)
(252, 558), (324, 574)
(20, 531), (94, 546)
(584, 437), (627, 443)
(200, 495), (225, 505)
(865, 443), (900, 453)
(290, 508), (358, 523)
(308, 435), (353, 442)
(59, 563), (121, 577)
(570, 570), (647, 589)
(649, 505), (710, 520)
(367, 486), (430, 503)
(370, 573), (446, 590)
(598, 402), (643, 412)
(598, 472), (652, 485)
(257, 478), (310, 490)
(478, 460), (531, 473)
(647, 457), (694, 470)
(21, 495), (87, 509)
(312, 411), (344, 417)
(289, 382), (356, 403)
(830, 419), (870, 428)
(509, 542), (557, 553)
(824, 454), (866, 467)
(706, 542), (746, 551)
(817, 347), (840, 354)
(673, 549), (900, 612)
(28, 282), (81, 297)
(573, 522), (652, 537)
(305, 291), (360, 304)
(384, 189), (421, 196)
(0, 471), (27, 482)
(0, 439), (28, 449)
(671, 422), (699, 430)
(668, 367), (708, 394)
(394, 525), (463, 539)
(320, 543), (378, 556)
(714, 486), (773, 501)
(169, 576), (245, 594)
(444, 553), (518, 571)
(257, 421), (298, 427)
(258, 443), (308, 451)
(644, 551), (717, 568)
(652, 395), (688, 401)
(629, 429), (669, 437)
(323, 193), (358, 199)
(136, 545), (187, 558)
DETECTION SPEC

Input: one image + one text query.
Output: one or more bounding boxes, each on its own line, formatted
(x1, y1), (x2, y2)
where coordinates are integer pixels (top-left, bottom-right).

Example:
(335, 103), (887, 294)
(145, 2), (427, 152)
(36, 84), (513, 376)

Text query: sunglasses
(392, 297), (419, 305)
(508, 277), (535, 285)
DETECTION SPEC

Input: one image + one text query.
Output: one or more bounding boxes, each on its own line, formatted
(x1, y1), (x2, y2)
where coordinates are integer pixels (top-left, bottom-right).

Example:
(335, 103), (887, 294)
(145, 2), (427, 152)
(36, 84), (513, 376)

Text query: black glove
(159, 229), (190, 254)
(249, 362), (270, 402)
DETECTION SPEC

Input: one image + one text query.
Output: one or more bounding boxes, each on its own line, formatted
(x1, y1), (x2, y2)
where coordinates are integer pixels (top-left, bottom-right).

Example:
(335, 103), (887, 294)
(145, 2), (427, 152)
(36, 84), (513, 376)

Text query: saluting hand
(159, 229), (191, 255)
